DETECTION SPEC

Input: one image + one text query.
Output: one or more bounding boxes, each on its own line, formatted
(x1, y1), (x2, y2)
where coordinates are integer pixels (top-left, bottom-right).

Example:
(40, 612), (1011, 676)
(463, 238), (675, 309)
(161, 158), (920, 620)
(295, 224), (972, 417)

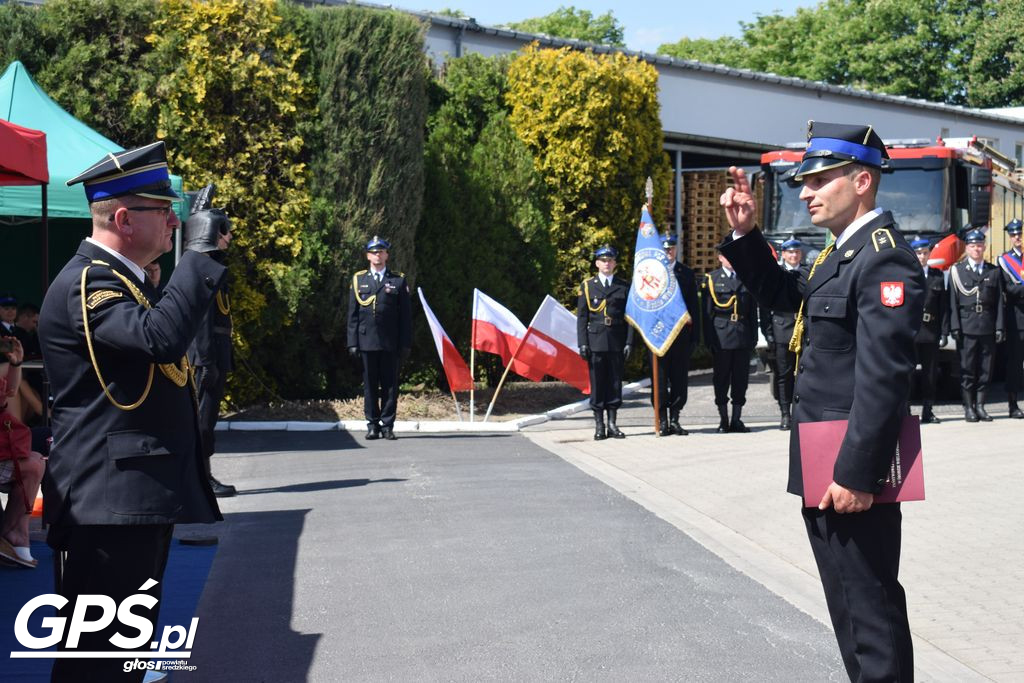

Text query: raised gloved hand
(997, 330), (1005, 344)
(952, 330), (963, 344)
(348, 346), (359, 358)
(184, 209), (230, 253)
(623, 344), (632, 360)
(579, 345), (590, 360)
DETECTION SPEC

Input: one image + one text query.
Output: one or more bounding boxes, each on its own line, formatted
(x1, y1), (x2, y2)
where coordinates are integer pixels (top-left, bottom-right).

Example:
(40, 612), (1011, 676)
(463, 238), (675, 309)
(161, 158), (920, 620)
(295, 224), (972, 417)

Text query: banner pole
(470, 344), (475, 422)
(652, 353), (662, 436)
(451, 389), (463, 422)
(483, 329), (531, 422)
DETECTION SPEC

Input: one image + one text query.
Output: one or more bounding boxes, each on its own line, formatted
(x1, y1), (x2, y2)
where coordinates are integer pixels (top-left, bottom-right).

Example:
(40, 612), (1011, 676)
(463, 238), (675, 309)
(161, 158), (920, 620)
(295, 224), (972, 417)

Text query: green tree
(417, 53), (553, 386)
(507, 46), (669, 302)
(967, 0), (1024, 107)
(507, 6), (625, 47)
(0, 3), (45, 75)
(137, 0), (312, 404)
(658, 0), (983, 106)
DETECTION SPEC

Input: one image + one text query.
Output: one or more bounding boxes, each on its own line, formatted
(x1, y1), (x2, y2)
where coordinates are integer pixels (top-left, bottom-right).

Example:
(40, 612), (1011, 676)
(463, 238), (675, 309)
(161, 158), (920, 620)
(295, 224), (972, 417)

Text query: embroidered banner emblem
(881, 282), (905, 307)
(86, 289), (123, 310)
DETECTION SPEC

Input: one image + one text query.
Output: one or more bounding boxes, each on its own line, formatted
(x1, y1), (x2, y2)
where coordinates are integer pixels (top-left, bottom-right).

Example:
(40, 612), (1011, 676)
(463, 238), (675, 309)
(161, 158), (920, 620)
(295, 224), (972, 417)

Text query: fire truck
(758, 136), (1024, 266)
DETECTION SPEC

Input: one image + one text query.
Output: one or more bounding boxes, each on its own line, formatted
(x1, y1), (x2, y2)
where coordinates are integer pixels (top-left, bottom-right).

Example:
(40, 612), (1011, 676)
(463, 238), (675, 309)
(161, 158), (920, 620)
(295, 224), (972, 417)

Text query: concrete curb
(215, 378), (651, 433)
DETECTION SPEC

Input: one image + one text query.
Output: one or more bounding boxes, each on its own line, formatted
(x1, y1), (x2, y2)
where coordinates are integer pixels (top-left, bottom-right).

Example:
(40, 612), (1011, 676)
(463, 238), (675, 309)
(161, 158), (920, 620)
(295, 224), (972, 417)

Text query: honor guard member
(765, 239), (810, 430)
(911, 237), (949, 424)
(719, 122), (923, 682)
(187, 211), (237, 496)
(347, 236), (412, 441)
(702, 252), (759, 433)
(650, 234), (699, 435)
(998, 218), (1024, 418)
(577, 245), (634, 440)
(39, 142), (226, 682)
(950, 229), (1004, 422)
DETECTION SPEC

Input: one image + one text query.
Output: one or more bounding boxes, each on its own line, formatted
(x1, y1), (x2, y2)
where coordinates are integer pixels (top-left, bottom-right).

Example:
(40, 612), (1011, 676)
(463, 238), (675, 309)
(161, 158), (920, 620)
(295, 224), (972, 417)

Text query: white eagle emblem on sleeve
(880, 281), (905, 307)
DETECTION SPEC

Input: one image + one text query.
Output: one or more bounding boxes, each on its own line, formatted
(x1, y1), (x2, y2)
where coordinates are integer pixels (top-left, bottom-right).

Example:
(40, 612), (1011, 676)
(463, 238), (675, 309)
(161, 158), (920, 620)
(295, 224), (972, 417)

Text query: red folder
(798, 415), (925, 507)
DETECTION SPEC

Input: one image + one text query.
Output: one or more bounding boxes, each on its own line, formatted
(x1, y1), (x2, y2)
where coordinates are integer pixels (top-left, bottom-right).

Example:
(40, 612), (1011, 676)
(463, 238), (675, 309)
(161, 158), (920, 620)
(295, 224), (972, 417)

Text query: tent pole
(41, 182), (49, 296)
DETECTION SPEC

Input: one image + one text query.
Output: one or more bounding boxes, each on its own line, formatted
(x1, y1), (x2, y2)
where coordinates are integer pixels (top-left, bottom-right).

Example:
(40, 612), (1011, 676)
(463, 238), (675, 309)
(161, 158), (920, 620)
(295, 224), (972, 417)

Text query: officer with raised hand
(578, 245), (634, 440)
(950, 229), (1004, 422)
(347, 236), (411, 441)
(910, 237), (949, 424)
(718, 121), (923, 681)
(765, 238), (809, 430)
(40, 141), (226, 682)
(998, 218), (1024, 418)
(702, 252), (758, 433)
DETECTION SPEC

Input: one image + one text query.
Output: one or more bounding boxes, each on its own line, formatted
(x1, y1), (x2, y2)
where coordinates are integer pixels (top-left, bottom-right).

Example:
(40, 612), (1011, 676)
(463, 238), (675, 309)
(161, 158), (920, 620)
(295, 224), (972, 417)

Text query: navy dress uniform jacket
(915, 267), (949, 344)
(346, 269), (412, 352)
(701, 268), (758, 351)
(39, 243), (226, 529)
(576, 275), (634, 352)
(670, 262), (699, 354)
(766, 266), (809, 342)
(720, 212), (924, 495)
(949, 261), (1004, 337)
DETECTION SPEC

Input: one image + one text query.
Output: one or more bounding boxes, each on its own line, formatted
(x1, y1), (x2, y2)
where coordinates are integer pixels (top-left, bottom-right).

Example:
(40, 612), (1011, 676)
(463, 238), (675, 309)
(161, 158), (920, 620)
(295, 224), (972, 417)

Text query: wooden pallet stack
(679, 170), (763, 275)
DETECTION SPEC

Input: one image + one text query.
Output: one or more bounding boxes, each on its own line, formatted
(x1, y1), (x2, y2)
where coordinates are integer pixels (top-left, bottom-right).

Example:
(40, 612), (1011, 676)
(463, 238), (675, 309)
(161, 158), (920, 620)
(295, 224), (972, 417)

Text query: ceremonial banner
(998, 251), (1024, 285)
(471, 289), (543, 380)
(624, 206), (690, 356)
(516, 296), (591, 393)
(418, 288), (473, 392)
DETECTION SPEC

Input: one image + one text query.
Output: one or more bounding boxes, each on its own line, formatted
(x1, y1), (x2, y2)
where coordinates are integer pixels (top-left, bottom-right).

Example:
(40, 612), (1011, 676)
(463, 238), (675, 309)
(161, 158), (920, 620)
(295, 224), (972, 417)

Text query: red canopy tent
(0, 118), (49, 294)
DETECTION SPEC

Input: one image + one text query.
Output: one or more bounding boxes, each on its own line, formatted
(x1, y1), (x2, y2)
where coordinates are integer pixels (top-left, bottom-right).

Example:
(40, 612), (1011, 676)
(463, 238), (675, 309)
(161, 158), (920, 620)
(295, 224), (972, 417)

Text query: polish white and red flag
(517, 295), (590, 394)
(471, 289), (543, 381)
(418, 288), (473, 392)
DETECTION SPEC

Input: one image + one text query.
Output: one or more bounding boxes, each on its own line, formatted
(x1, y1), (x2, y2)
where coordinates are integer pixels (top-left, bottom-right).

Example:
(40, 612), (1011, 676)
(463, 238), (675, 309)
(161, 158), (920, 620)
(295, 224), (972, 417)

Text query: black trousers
(649, 347), (690, 414)
(51, 524), (173, 683)
(195, 365), (226, 464)
(711, 347), (750, 406)
(914, 341), (939, 404)
(772, 342), (796, 404)
(588, 351), (624, 410)
(803, 505), (913, 683)
(1005, 333), (1024, 394)
(361, 350), (399, 428)
(958, 334), (995, 394)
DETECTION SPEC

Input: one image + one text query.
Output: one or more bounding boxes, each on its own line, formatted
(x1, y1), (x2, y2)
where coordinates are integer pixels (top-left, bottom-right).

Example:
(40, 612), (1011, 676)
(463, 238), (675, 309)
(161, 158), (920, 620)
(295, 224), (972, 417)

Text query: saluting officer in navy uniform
(764, 238), (809, 430)
(702, 252), (758, 433)
(911, 237), (949, 424)
(950, 229), (1004, 422)
(998, 218), (1024, 418)
(347, 236), (412, 441)
(577, 245), (634, 440)
(719, 122), (923, 682)
(39, 142), (226, 682)
(650, 234), (699, 435)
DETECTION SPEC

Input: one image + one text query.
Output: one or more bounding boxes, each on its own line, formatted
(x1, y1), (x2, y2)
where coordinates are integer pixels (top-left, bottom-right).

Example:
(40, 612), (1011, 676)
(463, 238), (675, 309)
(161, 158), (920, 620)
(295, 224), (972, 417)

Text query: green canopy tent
(0, 61), (184, 302)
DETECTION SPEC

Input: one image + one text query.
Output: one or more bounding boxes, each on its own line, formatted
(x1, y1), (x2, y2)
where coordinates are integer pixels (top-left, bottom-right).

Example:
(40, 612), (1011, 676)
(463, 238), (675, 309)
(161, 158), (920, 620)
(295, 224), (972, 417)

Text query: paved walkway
(522, 376), (1024, 682)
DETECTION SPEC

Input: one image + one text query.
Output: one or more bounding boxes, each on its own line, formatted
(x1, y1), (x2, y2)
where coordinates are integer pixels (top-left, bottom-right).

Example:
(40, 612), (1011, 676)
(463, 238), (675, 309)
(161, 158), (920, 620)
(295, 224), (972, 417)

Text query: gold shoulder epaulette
(871, 228), (895, 252)
(395, 271), (405, 277)
(355, 269), (368, 276)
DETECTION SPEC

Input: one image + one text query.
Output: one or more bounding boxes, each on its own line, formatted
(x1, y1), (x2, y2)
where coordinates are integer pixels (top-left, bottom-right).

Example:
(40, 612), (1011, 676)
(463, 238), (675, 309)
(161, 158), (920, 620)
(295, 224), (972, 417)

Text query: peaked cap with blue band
(781, 238), (803, 251)
(661, 233), (678, 248)
(66, 141), (179, 203)
(365, 235), (390, 251)
(1006, 218), (1022, 235)
(965, 229), (987, 244)
(593, 245), (618, 259)
(792, 121), (890, 183)
(909, 237), (931, 250)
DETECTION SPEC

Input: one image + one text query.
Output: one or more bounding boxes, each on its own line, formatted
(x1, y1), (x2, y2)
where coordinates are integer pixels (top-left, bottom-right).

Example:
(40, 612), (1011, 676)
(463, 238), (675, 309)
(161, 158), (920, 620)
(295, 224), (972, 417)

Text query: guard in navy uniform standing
(719, 122), (923, 682)
(763, 238), (809, 430)
(39, 141), (226, 682)
(347, 236), (412, 441)
(650, 233), (699, 435)
(910, 237), (949, 424)
(578, 245), (634, 440)
(998, 218), (1024, 418)
(702, 252), (758, 433)
(950, 229), (1004, 422)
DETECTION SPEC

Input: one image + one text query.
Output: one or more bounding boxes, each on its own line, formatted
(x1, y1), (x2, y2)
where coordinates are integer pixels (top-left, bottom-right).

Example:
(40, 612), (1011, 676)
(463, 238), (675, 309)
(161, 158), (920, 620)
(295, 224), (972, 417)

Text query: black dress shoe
(210, 477), (237, 498)
(729, 420), (749, 433)
(669, 420), (688, 436)
(365, 426), (381, 440)
(659, 423), (673, 436)
(382, 427), (397, 441)
(921, 411), (941, 424)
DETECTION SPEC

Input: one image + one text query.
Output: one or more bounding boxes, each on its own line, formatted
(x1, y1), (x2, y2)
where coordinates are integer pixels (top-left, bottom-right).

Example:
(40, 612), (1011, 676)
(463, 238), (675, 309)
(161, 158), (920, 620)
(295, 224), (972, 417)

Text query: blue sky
(386, 2), (813, 53)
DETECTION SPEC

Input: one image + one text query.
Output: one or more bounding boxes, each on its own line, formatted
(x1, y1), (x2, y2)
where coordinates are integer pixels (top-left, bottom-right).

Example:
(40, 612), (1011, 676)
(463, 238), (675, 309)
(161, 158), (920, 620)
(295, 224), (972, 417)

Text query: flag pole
(470, 343), (476, 423)
(451, 389), (464, 421)
(483, 329), (532, 422)
(643, 181), (663, 437)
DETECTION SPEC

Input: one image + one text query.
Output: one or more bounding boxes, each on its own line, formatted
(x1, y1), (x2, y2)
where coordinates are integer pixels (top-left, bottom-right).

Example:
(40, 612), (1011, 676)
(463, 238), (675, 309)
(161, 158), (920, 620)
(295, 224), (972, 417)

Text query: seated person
(14, 302), (40, 359)
(0, 335), (44, 568)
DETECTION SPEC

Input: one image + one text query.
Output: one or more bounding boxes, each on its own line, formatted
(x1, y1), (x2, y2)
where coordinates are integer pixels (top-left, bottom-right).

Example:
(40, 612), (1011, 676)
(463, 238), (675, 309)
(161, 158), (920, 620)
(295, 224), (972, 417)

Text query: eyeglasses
(125, 206), (176, 216)
(596, 257), (615, 262)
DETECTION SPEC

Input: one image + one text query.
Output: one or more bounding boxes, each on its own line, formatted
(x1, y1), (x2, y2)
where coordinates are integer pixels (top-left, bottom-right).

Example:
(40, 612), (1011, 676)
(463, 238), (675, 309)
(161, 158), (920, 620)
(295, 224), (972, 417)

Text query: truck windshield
(767, 166), (948, 241)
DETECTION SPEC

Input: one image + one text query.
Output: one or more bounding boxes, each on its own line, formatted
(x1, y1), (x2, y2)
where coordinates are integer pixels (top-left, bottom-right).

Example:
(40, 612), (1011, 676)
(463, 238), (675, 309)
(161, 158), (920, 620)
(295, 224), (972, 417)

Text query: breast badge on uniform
(881, 281), (905, 307)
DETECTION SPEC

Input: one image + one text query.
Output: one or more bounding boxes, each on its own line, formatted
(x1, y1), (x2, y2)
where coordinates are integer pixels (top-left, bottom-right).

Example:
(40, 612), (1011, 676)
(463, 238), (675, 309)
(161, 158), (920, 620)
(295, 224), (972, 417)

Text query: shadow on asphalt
(238, 478), (407, 495)
(215, 430), (362, 453)
(190, 509), (320, 680)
